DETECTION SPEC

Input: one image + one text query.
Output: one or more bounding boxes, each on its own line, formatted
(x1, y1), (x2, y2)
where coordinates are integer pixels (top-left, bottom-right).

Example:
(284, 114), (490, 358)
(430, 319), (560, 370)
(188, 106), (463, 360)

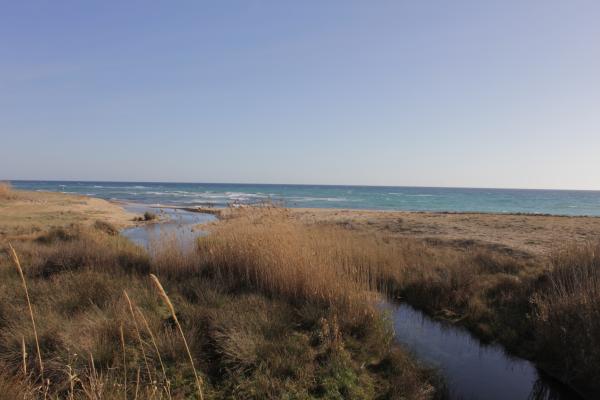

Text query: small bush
(93, 220), (119, 236)
(35, 225), (81, 244)
(144, 211), (157, 221)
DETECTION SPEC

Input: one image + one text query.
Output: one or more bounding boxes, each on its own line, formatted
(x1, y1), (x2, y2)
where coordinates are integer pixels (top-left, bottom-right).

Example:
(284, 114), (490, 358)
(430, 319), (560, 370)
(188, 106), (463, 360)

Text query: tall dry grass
(0, 220), (441, 399)
(195, 209), (416, 306)
(0, 181), (15, 200)
(8, 244), (44, 383)
(533, 242), (600, 392)
(150, 274), (203, 400)
(193, 208), (528, 325)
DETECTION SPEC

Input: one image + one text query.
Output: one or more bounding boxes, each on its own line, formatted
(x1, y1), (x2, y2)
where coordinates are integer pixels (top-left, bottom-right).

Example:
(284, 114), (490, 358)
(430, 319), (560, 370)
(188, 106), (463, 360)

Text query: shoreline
(10, 181), (600, 218)
(5, 189), (600, 256)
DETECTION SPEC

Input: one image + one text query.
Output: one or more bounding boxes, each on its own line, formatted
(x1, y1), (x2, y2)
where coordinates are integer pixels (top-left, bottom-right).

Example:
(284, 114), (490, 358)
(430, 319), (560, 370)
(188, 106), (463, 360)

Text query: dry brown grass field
(1, 191), (599, 398)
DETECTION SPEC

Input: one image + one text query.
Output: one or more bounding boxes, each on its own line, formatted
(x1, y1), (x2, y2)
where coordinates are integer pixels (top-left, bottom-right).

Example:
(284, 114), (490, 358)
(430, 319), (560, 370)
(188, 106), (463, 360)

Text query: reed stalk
(150, 274), (203, 400)
(137, 306), (171, 398)
(8, 243), (44, 382)
(21, 336), (27, 377)
(120, 323), (127, 399)
(134, 368), (140, 400)
(123, 291), (153, 384)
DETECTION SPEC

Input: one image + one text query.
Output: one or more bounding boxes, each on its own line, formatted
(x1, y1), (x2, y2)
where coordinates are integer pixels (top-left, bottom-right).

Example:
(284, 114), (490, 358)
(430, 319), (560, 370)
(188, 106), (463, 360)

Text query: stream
(121, 204), (216, 249)
(384, 302), (582, 400)
(120, 206), (582, 400)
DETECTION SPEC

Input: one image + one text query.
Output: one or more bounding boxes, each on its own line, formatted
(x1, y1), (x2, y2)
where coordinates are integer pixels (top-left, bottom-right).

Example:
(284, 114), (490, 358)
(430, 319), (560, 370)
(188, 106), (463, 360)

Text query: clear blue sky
(1, 1), (599, 189)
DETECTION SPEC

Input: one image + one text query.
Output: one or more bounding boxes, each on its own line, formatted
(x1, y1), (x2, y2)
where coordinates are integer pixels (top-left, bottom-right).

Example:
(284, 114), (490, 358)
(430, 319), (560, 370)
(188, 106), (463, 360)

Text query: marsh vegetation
(1, 205), (598, 399)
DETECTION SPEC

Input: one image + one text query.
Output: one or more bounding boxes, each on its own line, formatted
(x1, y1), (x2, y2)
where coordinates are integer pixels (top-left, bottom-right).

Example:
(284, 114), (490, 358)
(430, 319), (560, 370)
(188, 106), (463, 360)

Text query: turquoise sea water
(10, 180), (600, 216)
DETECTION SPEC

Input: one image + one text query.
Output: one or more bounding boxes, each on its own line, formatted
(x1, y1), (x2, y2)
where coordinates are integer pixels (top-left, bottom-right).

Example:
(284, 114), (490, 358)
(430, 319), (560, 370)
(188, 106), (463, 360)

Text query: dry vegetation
(1, 205), (599, 398)
(0, 188), (135, 241)
(533, 243), (600, 392)
(0, 182), (17, 200)
(0, 215), (441, 399)
(196, 208), (600, 397)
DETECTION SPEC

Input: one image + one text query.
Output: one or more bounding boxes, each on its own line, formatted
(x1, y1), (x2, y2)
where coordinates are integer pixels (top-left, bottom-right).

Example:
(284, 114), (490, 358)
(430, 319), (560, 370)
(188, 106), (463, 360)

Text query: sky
(1, 1), (599, 189)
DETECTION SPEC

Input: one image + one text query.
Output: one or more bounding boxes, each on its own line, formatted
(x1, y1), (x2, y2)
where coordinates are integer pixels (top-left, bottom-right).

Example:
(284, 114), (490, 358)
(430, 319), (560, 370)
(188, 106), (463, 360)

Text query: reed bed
(0, 217), (440, 399)
(194, 208), (528, 323)
(533, 242), (600, 393)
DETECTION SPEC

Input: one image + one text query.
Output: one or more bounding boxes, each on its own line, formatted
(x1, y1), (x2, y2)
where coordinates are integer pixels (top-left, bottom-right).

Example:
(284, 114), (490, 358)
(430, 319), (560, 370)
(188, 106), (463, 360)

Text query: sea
(9, 180), (600, 216)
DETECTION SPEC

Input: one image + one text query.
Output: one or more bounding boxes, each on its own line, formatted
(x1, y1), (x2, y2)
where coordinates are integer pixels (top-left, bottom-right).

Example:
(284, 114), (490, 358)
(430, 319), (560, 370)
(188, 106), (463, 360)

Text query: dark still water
(10, 180), (600, 216)
(385, 303), (582, 400)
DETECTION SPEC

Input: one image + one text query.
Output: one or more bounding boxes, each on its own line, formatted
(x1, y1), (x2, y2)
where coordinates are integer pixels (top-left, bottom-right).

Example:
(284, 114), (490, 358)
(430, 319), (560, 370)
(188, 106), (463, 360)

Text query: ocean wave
(86, 185), (151, 190)
(290, 196), (348, 202)
(225, 192), (269, 198)
(388, 193), (436, 197)
(142, 191), (172, 196)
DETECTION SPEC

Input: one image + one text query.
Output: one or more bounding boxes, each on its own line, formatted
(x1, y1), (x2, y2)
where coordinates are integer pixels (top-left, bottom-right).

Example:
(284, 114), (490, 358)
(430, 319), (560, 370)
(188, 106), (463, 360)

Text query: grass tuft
(0, 182), (15, 200)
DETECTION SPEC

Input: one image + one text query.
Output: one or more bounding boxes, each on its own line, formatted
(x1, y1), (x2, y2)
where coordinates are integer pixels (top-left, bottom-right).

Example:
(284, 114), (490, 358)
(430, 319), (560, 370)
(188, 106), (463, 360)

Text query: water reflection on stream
(384, 303), (582, 400)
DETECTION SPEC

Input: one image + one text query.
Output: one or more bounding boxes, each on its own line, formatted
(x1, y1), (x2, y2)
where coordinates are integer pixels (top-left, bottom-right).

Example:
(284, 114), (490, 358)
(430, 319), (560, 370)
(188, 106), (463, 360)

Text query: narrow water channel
(119, 208), (582, 400)
(384, 302), (582, 400)
(121, 204), (216, 249)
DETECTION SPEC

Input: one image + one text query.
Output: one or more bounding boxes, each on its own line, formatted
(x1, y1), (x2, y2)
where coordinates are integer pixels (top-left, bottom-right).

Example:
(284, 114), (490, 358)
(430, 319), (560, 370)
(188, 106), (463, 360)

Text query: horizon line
(5, 178), (600, 193)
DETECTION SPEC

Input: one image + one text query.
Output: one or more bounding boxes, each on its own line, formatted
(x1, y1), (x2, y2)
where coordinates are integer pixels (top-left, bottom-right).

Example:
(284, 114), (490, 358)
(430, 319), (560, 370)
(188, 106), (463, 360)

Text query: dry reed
(123, 291), (152, 384)
(136, 305), (171, 398)
(119, 323), (127, 399)
(21, 336), (27, 378)
(8, 244), (44, 382)
(150, 274), (204, 400)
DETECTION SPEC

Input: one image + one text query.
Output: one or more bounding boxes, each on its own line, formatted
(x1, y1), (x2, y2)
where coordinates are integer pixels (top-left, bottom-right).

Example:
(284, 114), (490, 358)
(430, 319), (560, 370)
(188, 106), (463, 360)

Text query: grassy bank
(0, 219), (441, 399)
(0, 183), (135, 242)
